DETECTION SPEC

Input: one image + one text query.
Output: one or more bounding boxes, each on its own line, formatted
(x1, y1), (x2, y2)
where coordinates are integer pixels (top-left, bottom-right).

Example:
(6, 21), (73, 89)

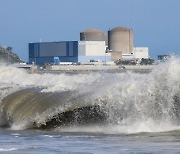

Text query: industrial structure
(122, 47), (149, 60)
(80, 28), (107, 45)
(80, 26), (134, 61)
(29, 41), (78, 64)
(29, 26), (149, 65)
(29, 41), (111, 64)
(108, 26), (134, 61)
(158, 55), (171, 61)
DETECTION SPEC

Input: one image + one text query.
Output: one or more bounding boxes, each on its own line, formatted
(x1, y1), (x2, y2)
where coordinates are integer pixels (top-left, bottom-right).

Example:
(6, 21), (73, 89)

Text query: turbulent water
(0, 57), (180, 153)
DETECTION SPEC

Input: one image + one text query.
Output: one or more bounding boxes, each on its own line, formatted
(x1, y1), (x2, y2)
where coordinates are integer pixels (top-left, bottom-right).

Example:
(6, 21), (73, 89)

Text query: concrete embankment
(37, 65), (154, 74)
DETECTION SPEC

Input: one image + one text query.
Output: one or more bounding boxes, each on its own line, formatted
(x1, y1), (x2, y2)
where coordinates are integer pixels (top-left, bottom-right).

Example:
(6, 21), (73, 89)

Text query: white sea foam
(43, 135), (54, 138)
(0, 57), (180, 133)
(55, 123), (180, 134)
(0, 148), (17, 152)
(0, 64), (101, 95)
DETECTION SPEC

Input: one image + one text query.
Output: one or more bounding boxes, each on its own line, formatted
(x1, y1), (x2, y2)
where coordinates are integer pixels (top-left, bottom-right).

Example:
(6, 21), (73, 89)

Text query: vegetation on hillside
(0, 46), (22, 63)
(115, 58), (155, 65)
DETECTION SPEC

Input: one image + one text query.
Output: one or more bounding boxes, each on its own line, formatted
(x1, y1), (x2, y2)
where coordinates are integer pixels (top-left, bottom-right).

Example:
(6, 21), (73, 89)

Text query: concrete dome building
(108, 26), (134, 61)
(80, 28), (107, 45)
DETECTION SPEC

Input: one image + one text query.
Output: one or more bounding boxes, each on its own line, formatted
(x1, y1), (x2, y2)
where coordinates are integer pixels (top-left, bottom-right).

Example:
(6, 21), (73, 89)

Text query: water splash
(0, 57), (179, 133)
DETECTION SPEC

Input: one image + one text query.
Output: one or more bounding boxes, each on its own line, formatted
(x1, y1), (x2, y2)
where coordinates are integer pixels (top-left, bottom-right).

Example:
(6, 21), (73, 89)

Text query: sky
(0, 0), (180, 61)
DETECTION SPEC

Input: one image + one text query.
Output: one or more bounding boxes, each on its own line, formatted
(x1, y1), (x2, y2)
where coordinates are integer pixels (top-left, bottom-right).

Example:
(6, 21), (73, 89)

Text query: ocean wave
(0, 57), (179, 134)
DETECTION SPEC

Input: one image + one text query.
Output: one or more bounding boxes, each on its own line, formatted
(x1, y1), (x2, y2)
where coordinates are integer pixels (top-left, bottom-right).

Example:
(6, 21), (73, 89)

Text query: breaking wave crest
(0, 57), (180, 134)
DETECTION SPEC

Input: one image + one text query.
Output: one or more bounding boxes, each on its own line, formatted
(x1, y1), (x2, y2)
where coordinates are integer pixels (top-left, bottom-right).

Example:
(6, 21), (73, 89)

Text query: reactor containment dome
(80, 28), (107, 45)
(108, 26), (134, 61)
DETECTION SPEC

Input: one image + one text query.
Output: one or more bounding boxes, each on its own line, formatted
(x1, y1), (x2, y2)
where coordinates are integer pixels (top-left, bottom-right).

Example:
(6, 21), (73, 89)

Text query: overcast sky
(0, 0), (180, 61)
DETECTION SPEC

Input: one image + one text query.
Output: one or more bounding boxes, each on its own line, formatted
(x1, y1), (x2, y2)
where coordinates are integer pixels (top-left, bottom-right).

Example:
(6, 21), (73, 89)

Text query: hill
(0, 46), (22, 63)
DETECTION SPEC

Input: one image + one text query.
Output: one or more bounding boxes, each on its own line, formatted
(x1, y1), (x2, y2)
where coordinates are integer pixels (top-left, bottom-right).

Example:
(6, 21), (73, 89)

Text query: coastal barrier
(43, 64), (153, 73)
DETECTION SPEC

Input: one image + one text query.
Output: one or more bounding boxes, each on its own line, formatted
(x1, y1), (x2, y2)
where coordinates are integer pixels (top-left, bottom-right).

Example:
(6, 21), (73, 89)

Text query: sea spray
(0, 57), (179, 133)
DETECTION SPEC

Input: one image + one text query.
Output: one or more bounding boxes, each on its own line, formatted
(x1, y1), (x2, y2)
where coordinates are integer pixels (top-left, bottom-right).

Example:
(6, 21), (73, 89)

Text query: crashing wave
(0, 57), (179, 133)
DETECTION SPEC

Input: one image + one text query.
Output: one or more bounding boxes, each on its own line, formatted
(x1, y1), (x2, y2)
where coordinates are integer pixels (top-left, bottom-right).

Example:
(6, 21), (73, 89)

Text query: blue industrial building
(29, 41), (78, 64)
(29, 41), (111, 65)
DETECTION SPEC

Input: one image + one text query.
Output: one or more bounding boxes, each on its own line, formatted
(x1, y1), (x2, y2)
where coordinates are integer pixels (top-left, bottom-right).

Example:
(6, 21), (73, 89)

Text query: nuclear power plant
(29, 26), (149, 65)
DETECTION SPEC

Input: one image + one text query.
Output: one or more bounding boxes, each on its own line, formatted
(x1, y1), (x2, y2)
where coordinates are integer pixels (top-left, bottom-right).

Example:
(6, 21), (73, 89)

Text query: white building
(78, 41), (111, 62)
(133, 47), (149, 59)
(122, 47), (149, 60)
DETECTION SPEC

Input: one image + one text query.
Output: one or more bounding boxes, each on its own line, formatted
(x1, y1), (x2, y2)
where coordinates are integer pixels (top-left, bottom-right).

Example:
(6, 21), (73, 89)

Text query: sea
(0, 57), (179, 153)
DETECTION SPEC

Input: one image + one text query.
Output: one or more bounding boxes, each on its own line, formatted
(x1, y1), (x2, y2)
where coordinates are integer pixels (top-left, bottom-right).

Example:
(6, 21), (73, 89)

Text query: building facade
(78, 41), (111, 62)
(133, 47), (149, 59)
(122, 47), (149, 60)
(29, 41), (111, 64)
